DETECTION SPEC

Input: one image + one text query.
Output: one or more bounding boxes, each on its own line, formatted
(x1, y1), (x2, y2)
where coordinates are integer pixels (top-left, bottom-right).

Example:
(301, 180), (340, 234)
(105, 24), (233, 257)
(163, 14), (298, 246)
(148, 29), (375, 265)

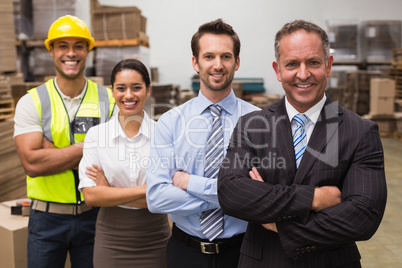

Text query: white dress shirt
(285, 94), (327, 144)
(78, 111), (154, 209)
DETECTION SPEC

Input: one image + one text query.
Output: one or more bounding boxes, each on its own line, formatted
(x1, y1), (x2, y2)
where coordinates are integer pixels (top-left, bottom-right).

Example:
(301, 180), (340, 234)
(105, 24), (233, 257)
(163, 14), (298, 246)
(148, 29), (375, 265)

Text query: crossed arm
(218, 117), (387, 258)
(78, 127), (147, 208)
(81, 164), (147, 208)
(248, 167), (341, 232)
(14, 132), (83, 177)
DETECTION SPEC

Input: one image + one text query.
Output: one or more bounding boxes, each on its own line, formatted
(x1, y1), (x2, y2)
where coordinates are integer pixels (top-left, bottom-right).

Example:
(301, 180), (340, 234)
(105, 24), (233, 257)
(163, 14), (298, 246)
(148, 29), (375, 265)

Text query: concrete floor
(357, 137), (402, 267)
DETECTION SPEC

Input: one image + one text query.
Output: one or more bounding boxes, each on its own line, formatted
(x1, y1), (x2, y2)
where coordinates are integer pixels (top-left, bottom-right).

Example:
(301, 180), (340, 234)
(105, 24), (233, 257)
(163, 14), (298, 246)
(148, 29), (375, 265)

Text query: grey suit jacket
(218, 96), (387, 267)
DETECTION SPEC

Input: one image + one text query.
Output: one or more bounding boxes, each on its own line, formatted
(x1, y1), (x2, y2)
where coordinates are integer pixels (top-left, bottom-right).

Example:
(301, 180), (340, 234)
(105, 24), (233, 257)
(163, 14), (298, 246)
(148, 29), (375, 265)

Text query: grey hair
(274, 20), (330, 65)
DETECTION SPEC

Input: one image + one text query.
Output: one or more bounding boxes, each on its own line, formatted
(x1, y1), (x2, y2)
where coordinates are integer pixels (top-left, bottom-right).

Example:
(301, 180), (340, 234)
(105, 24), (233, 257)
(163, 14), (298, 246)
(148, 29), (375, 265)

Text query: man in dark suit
(218, 19), (387, 267)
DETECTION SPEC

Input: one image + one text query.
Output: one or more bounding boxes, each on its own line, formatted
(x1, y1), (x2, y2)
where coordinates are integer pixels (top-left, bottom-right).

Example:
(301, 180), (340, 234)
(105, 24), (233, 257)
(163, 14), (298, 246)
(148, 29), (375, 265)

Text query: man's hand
(312, 186), (341, 212)
(250, 168), (278, 231)
(262, 222), (278, 233)
(85, 164), (110, 187)
(172, 170), (190, 190)
(249, 167), (264, 182)
(42, 138), (56, 149)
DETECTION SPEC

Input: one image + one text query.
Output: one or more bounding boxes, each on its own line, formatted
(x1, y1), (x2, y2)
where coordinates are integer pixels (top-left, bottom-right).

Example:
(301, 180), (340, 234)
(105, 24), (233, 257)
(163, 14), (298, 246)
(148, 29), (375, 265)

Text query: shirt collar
(285, 94), (327, 125)
(194, 89), (237, 115)
(54, 77), (87, 100)
(109, 111), (153, 141)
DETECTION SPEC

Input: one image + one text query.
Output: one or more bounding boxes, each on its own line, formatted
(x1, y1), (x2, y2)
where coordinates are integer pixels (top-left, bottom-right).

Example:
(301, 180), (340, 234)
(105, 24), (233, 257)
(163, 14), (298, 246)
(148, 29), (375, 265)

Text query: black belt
(172, 223), (244, 254)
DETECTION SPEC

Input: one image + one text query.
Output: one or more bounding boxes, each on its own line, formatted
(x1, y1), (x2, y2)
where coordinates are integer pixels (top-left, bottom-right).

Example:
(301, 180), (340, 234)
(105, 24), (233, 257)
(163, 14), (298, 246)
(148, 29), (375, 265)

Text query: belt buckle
(200, 242), (219, 254)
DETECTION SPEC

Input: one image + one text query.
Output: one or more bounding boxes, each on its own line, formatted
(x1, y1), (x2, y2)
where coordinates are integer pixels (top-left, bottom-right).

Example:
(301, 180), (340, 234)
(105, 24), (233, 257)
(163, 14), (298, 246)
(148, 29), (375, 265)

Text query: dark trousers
(167, 234), (242, 268)
(27, 207), (99, 268)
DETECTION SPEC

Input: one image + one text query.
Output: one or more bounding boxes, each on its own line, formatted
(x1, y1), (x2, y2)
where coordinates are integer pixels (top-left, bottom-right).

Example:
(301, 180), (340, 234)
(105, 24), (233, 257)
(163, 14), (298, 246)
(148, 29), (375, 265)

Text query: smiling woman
(111, 63), (151, 136)
(78, 59), (170, 267)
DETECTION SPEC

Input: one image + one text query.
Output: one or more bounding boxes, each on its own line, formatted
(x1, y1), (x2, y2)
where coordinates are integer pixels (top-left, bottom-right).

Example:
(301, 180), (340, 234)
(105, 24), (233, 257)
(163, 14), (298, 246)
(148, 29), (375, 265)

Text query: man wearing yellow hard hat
(14, 15), (116, 267)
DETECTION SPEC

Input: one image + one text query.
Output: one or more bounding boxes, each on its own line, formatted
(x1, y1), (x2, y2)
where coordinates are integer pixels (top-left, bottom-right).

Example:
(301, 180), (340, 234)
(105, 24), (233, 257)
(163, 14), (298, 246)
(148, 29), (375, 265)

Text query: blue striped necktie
(200, 105), (224, 241)
(293, 114), (310, 169)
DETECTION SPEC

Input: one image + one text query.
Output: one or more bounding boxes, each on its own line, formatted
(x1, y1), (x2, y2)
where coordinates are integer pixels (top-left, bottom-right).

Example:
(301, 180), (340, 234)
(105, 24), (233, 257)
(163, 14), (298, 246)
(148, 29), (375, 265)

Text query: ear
(146, 84), (152, 98)
(326, 55), (334, 78)
(235, 56), (240, 71)
(192, 56), (199, 73)
(272, 61), (281, 82)
(49, 46), (54, 57)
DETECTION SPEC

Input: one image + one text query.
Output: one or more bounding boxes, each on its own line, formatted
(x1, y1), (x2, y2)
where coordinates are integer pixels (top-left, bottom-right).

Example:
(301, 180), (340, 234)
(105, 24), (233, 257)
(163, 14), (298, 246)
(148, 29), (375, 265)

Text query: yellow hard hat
(44, 15), (95, 51)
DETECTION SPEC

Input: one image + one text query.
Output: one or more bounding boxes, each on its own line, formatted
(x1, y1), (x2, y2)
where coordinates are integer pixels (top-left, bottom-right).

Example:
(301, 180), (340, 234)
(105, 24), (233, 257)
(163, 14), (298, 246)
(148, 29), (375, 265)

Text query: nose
(213, 57), (223, 70)
(124, 88), (134, 98)
(296, 64), (310, 81)
(66, 46), (77, 57)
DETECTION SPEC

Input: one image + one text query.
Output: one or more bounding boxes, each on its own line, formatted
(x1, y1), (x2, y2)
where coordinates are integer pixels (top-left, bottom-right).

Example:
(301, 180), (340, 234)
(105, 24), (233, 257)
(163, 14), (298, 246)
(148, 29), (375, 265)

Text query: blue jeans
(27, 207), (99, 268)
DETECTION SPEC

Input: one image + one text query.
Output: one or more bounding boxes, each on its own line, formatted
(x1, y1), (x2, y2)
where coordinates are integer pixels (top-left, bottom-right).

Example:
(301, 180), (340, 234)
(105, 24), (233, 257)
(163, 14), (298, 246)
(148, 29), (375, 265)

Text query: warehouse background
(75, 0), (402, 95)
(1, 0), (402, 267)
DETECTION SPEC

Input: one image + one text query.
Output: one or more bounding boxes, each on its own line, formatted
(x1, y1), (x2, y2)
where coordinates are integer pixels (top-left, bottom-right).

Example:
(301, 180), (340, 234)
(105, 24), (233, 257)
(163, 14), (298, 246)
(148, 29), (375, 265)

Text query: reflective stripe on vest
(27, 79), (115, 204)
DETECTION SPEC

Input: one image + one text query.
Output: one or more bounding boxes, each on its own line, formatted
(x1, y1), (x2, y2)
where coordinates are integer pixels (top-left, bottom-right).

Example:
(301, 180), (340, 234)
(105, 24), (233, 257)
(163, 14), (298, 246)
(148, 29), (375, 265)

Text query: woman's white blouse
(78, 111), (154, 209)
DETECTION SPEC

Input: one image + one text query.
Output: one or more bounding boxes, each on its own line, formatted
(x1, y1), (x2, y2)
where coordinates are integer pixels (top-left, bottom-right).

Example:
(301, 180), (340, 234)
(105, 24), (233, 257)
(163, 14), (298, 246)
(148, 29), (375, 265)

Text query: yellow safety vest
(27, 79), (115, 204)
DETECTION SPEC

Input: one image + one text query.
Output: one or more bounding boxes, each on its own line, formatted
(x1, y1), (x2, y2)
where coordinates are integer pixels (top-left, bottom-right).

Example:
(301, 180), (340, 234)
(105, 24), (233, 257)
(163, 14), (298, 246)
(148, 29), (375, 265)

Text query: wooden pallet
(0, 76), (11, 99)
(0, 98), (14, 120)
(388, 68), (402, 99)
(94, 37), (149, 47)
(16, 36), (150, 48)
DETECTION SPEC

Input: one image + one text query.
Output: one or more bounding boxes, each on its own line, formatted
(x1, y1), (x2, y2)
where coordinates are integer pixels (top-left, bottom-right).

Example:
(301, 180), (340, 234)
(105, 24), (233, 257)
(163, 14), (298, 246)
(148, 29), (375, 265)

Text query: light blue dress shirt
(146, 90), (260, 239)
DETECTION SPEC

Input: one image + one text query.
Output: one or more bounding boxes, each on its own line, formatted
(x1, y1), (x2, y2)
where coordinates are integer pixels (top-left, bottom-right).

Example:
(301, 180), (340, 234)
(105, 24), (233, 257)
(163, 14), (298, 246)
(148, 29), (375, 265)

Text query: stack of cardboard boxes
(0, 0), (19, 121)
(343, 70), (384, 115)
(151, 84), (178, 118)
(363, 78), (398, 135)
(362, 20), (402, 64)
(0, 77), (15, 120)
(388, 48), (402, 139)
(30, 0), (77, 81)
(91, 0), (147, 42)
(326, 19), (360, 63)
(91, 0), (150, 86)
(0, 0), (18, 74)
(32, 0), (76, 40)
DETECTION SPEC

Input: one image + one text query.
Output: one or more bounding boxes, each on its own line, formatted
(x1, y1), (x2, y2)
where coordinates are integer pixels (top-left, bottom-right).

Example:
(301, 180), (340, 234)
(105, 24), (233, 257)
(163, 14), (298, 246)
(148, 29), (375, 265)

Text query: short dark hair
(110, 58), (151, 88)
(191, 18), (241, 61)
(274, 19), (330, 64)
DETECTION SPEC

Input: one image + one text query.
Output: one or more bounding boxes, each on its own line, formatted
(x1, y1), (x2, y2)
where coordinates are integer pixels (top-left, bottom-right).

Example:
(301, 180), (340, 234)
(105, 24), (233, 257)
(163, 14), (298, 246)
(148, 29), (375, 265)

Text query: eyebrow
(56, 41), (86, 45)
(115, 82), (143, 86)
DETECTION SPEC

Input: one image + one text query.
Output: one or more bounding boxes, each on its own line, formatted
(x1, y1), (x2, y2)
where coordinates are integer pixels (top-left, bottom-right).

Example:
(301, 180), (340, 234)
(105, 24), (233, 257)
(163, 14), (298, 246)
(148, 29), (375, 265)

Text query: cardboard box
(370, 96), (395, 115)
(95, 46), (150, 85)
(395, 112), (402, 133)
(370, 78), (396, 98)
(0, 199), (29, 268)
(0, 199), (71, 268)
(361, 20), (402, 63)
(0, 0), (18, 73)
(362, 114), (396, 134)
(326, 19), (360, 63)
(91, 0), (143, 41)
(32, 0), (76, 40)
